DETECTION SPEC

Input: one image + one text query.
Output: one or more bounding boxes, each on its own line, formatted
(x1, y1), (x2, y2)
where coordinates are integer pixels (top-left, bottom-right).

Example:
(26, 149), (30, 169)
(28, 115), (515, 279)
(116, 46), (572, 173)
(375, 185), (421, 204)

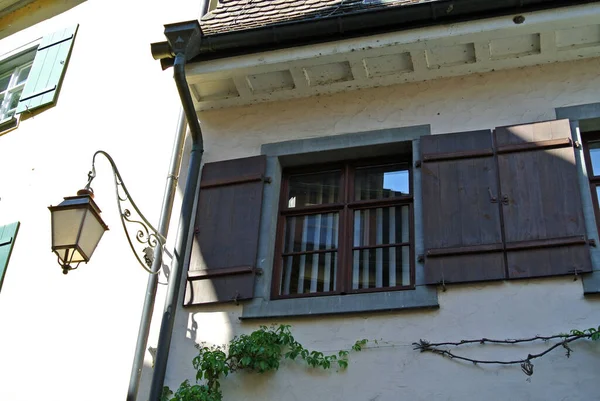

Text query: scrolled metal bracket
(85, 151), (166, 274)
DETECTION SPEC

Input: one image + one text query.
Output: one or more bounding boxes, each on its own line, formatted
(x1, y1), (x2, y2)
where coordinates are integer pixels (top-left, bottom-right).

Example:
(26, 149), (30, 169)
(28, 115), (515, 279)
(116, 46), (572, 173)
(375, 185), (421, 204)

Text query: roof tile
(201, 0), (438, 35)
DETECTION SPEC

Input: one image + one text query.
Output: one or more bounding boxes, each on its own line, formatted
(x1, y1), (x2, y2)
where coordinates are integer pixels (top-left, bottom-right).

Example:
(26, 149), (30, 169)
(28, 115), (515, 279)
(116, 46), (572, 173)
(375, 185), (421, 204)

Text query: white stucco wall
(163, 56), (600, 401)
(0, 1), (202, 400)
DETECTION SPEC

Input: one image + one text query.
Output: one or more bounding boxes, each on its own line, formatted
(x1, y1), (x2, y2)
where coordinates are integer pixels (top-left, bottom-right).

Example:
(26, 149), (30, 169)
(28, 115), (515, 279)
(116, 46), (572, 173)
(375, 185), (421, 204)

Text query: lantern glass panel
(51, 208), (85, 249)
(78, 210), (107, 260)
(55, 248), (86, 264)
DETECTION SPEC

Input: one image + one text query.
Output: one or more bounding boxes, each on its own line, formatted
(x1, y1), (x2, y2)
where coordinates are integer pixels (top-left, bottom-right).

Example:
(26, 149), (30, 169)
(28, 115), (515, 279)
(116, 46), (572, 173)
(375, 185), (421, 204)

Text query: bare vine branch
(413, 328), (600, 376)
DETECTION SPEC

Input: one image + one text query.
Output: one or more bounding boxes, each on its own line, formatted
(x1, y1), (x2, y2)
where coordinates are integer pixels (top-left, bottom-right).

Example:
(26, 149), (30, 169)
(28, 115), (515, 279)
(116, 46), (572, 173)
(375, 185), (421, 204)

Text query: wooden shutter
(0, 222), (20, 292)
(16, 25), (78, 114)
(184, 156), (267, 305)
(421, 130), (505, 284)
(495, 120), (592, 278)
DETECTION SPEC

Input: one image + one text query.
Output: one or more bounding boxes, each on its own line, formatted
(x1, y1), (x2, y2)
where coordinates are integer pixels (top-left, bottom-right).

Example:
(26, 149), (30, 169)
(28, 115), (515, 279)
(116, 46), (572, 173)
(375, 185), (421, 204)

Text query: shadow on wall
(0, 0), (87, 40)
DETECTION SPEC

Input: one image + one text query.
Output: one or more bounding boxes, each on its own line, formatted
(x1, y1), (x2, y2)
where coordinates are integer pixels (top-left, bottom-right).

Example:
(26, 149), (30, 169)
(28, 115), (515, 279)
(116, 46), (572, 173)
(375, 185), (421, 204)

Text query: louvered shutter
(16, 25), (78, 114)
(0, 222), (20, 292)
(421, 130), (505, 284)
(495, 120), (592, 278)
(184, 156), (267, 305)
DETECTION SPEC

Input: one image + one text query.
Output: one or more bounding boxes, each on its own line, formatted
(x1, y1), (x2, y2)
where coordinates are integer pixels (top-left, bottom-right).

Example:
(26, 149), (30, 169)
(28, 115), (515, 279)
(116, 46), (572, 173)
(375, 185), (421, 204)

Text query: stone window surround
(556, 102), (600, 294)
(241, 125), (439, 319)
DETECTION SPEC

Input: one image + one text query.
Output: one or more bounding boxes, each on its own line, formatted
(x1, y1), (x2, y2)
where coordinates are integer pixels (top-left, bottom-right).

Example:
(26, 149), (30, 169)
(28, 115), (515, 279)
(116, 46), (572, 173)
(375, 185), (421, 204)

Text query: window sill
(240, 285), (438, 320)
(583, 271), (600, 294)
(0, 116), (19, 135)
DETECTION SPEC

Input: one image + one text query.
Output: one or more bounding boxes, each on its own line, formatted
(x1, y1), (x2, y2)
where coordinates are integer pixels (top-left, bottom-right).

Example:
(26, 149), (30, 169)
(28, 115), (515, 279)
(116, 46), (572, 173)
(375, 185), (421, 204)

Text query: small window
(0, 48), (36, 126)
(273, 158), (414, 299)
(0, 25), (79, 133)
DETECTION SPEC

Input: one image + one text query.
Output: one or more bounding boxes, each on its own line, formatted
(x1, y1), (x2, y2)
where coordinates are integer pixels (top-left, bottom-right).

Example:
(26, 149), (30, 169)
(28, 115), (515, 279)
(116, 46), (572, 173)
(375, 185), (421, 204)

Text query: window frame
(241, 125), (437, 319)
(271, 156), (415, 300)
(0, 60), (34, 124)
(0, 46), (37, 131)
(581, 131), (600, 238)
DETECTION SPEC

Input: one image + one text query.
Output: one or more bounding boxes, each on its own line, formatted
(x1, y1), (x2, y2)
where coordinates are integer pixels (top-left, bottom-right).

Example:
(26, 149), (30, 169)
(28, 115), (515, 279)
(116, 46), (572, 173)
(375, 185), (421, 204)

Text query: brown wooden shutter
(495, 120), (592, 278)
(421, 130), (506, 284)
(184, 155), (267, 305)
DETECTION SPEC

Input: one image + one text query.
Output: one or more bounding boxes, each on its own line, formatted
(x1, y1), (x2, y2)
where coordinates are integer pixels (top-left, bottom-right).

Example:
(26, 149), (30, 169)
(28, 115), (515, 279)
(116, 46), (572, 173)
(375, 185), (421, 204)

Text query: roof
(201, 0), (438, 35)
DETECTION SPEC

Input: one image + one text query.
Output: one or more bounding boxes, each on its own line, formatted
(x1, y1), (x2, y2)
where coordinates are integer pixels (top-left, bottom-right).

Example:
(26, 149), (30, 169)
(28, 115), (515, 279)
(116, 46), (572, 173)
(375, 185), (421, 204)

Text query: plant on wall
(413, 326), (600, 376)
(161, 324), (366, 401)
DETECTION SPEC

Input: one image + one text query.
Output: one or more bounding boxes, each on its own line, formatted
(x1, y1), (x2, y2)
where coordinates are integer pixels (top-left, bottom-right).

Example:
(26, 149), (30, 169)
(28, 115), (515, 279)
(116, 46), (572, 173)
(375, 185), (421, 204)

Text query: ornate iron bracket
(85, 151), (166, 274)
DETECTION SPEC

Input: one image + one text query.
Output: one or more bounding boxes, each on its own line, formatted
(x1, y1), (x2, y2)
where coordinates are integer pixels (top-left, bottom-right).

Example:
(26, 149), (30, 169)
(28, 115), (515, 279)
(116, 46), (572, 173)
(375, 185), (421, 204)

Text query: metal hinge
(589, 239), (597, 247)
(568, 268), (585, 281)
(417, 254), (424, 263)
(574, 141), (582, 149)
(232, 291), (240, 305)
(414, 161), (422, 168)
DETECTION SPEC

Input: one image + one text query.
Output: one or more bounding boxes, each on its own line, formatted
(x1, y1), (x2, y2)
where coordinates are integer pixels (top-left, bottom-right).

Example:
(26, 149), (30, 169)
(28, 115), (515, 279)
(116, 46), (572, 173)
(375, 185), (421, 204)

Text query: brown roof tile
(201, 0), (438, 35)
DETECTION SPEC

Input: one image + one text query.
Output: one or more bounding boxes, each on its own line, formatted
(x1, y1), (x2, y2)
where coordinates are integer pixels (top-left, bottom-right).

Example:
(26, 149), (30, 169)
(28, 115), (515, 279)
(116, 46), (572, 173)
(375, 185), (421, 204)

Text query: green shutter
(16, 25), (78, 114)
(0, 222), (20, 292)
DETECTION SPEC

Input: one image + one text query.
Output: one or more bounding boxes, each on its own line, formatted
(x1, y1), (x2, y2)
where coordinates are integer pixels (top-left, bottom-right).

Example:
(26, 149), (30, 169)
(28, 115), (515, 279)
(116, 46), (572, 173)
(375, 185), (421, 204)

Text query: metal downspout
(126, 109), (187, 401)
(149, 50), (204, 401)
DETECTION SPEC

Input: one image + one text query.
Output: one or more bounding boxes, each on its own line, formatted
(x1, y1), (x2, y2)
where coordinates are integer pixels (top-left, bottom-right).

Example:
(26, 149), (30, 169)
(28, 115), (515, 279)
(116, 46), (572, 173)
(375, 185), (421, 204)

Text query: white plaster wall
(0, 1), (202, 400)
(165, 57), (600, 401)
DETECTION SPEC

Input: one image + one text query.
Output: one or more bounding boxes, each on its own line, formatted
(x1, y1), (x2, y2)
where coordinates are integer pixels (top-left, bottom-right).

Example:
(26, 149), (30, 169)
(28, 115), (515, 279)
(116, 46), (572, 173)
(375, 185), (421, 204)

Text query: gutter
(152, 0), (600, 65)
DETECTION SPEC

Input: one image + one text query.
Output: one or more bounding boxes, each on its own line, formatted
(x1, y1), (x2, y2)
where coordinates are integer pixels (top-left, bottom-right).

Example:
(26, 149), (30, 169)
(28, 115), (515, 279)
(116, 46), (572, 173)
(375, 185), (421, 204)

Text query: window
(183, 126), (438, 315)
(582, 132), (600, 235)
(273, 158), (414, 299)
(0, 49), (35, 126)
(0, 24), (78, 133)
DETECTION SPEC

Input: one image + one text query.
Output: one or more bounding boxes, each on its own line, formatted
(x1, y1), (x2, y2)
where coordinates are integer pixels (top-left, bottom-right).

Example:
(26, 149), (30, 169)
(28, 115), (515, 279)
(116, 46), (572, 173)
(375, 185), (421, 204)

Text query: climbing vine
(413, 326), (600, 376)
(161, 325), (366, 401)
(161, 322), (600, 400)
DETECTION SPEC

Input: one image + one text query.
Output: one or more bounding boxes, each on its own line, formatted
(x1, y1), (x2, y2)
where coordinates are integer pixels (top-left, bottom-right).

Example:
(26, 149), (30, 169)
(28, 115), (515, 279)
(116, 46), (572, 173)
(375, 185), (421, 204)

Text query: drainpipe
(126, 108), (186, 401)
(148, 20), (204, 401)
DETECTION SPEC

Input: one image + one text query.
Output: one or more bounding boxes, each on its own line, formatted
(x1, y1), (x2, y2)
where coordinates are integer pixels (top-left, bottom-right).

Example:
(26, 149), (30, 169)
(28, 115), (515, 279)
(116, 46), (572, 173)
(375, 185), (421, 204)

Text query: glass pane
(287, 171), (340, 208)
(78, 210), (107, 260)
(281, 252), (337, 295)
(56, 248), (86, 264)
(355, 165), (409, 200)
(3, 109), (15, 121)
(589, 141), (600, 176)
(51, 208), (85, 247)
(352, 246), (411, 290)
(284, 213), (339, 253)
(353, 206), (409, 247)
(8, 89), (22, 110)
(16, 65), (31, 85)
(0, 74), (10, 92)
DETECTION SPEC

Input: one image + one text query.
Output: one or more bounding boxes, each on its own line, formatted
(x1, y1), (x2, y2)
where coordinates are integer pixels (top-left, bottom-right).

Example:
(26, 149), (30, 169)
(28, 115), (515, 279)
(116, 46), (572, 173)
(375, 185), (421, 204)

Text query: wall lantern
(49, 188), (109, 274)
(48, 150), (165, 275)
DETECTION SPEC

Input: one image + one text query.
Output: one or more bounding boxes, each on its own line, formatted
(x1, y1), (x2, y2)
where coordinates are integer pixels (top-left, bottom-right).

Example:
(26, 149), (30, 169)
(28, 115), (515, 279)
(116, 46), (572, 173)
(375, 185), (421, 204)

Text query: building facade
(1, 1), (600, 400)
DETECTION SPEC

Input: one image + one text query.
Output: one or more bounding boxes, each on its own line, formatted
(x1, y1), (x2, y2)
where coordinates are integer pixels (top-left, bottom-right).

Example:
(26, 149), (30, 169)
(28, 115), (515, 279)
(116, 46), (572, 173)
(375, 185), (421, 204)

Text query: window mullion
(0, 68), (20, 120)
(337, 163), (352, 294)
